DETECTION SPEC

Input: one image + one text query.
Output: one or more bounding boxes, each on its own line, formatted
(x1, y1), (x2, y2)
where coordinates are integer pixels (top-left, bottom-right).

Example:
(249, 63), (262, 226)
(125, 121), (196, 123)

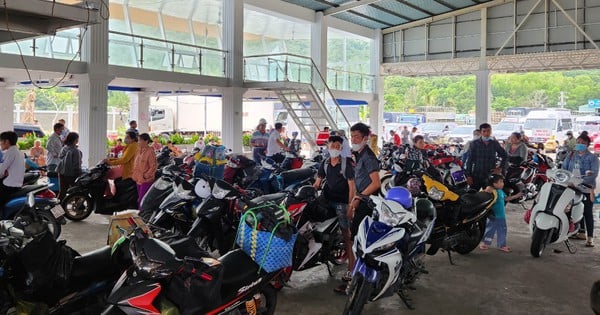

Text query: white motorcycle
(343, 187), (436, 314)
(529, 168), (592, 257)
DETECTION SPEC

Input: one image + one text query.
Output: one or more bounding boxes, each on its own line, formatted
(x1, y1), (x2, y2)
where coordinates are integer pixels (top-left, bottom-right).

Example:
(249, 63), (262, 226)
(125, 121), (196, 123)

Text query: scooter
(4, 184), (65, 239)
(102, 228), (281, 315)
(61, 162), (138, 221)
(139, 163), (193, 221)
(529, 168), (590, 257)
(343, 187), (436, 314)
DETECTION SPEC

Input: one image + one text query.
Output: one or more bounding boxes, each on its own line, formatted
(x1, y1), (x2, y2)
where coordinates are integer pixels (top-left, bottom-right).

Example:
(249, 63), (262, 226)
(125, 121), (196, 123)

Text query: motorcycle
(0, 193), (131, 315)
(343, 187), (436, 314)
(421, 173), (496, 260)
(61, 162), (138, 221)
(529, 168), (589, 257)
(139, 163), (194, 221)
(4, 184), (65, 239)
(102, 228), (281, 315)
(281, 131), (304, 170)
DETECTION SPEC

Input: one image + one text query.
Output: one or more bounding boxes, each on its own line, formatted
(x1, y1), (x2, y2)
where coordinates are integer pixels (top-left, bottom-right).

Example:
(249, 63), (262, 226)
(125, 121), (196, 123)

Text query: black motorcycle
(139, 163), (194, 221)
(61, 162), (138, 221)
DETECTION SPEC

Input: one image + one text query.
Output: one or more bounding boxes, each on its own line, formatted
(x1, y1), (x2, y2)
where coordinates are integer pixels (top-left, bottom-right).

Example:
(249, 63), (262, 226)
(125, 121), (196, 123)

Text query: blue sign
(588, 99), (600, 108)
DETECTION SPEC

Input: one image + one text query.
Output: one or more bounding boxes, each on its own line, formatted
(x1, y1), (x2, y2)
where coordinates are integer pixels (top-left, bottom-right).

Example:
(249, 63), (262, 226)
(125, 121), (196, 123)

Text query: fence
(14, 105), (129, 133)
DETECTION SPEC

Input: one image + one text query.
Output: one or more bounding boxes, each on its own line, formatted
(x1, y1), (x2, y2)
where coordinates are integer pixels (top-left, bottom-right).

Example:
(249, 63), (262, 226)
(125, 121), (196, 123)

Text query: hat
(139, 133), (152, 143)
(566, 131), (573, 135)
(258, 118), (267, 125)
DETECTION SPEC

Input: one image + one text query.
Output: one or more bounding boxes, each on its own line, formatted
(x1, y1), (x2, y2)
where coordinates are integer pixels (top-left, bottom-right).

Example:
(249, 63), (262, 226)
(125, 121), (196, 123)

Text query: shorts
(350, 199), (373, 238)
(331, 202), (350, 230)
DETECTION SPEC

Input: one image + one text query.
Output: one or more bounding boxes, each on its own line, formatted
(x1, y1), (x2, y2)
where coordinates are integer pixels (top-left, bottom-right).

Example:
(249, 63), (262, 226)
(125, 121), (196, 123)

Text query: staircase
(244, 53), (351, 148)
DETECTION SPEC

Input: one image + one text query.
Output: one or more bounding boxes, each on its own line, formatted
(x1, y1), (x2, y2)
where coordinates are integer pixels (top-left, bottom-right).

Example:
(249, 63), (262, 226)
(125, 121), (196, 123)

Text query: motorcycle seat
(72, 245), (117, 281)
(219, 249), (264, 300)
(23, 172), (40, 185)
(249, 192), (287, 206)
(459, 192), (494, 215)
(279, 168), (315, 184)
(9, 185), (46, 199)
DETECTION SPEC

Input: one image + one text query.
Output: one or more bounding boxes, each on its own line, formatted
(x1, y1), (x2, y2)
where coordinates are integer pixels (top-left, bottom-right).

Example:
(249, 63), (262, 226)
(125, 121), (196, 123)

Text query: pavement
(63, 201), (600, 315)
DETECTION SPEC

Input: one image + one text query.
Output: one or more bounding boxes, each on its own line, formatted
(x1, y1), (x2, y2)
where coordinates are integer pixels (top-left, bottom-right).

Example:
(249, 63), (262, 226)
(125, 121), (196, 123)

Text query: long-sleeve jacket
(562, 150), (599, 189)
(505, 142), (528, 163)
(465, 138), (508, 178)
(57, 145), (82, 177)
(46, 133), (62, 166)
(108, 142), (138, 179)
(132, 145), (157, 185)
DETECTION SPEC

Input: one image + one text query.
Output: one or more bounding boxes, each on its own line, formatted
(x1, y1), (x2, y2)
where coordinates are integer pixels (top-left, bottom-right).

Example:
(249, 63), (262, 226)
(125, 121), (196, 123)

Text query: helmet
(385, 187), (412, 209)
(406, 177), (422, 197)
(415, 198), (436, 223)
(258, 118), (267, 125)
(294, 185), (317, 201)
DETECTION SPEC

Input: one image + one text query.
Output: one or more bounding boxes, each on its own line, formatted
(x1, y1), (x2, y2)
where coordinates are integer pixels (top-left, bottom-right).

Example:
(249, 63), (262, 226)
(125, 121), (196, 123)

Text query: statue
(21, 90), (36, 124)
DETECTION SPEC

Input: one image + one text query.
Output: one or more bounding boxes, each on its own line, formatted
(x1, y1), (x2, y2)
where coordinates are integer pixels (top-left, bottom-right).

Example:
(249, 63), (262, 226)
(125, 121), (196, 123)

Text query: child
(479, 174), (522, 252)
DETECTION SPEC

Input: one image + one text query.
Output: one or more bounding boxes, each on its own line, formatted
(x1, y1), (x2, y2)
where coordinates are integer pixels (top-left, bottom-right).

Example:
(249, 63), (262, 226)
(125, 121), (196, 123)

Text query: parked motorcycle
(529, 168), (589, 257)
(4, 184), (65, 239)
(343, 187), (436, 314)
(139, 163), (194, 221)
(102, 228), (281, 315)
(61, 162), (138, 221)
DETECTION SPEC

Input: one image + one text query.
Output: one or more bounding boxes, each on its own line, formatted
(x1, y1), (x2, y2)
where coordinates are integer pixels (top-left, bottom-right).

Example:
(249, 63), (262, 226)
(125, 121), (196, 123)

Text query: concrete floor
(63, 202), (600, 315)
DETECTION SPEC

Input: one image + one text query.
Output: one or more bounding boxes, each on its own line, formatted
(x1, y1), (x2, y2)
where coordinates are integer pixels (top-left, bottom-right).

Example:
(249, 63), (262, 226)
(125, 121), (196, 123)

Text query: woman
(151, 135), (163, 153)
(57, 132), (82, 200)
(505, 132), (528, 163)
(29, 140), (46, 166)
(562, 134), (599, 247)
(133, 133), (157, 208)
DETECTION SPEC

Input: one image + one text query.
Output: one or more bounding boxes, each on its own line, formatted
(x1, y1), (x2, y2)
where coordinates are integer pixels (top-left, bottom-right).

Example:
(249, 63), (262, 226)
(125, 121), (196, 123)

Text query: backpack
(324, 157), (348, 180)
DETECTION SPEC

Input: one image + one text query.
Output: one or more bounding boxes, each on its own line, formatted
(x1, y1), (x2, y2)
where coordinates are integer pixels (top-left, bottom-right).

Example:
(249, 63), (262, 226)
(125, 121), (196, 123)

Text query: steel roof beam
(432, 0), (458, 10)
(393, 0), (435, 16)
(347, 9), (394, 27)
(370, 4), (412, 21)
(324, 0), (384, 16)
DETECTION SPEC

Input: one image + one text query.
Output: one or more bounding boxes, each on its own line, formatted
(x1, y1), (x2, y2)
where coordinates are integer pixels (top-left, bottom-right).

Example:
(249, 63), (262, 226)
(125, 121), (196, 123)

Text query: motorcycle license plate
(50, 205), (65, 218)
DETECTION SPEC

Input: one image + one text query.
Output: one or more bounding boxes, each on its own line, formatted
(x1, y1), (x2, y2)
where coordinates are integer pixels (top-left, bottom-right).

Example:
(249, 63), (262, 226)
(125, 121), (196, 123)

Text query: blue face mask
(575, 143), (587, 152)
(481, 136), (491, 141)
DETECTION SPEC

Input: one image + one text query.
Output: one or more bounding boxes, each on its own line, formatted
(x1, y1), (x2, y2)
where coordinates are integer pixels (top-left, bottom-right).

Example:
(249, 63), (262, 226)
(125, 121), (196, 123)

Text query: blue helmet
(385, 186), (413, 209)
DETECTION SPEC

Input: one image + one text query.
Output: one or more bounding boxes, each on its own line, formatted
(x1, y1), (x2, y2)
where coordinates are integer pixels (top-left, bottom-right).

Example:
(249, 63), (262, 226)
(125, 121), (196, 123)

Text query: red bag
(524, 208), (532, 224)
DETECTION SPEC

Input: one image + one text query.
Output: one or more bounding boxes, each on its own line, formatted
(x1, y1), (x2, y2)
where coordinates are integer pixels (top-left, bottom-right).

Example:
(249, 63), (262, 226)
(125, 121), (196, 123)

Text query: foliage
(204, 133), (221, 145)
(242, 133), (251, 147)
(13, 88), (131, 111)
(384, 70), (600, 114)
(169, 133), (185, 145)
(17, 133), (47, 150)
(189, 133), (200, 144)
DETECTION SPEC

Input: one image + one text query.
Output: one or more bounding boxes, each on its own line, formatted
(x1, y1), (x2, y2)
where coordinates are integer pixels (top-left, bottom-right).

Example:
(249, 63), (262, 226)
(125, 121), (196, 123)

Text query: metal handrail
(109, 30), (227, 53)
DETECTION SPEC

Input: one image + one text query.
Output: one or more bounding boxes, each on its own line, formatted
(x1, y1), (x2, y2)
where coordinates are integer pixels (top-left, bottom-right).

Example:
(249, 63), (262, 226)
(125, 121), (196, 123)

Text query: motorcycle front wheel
(254, 284), (277, 315)
(343, 274), (373, 315)
(378, 174), (393, 197)
(530, 228), (550, 257)
(37, 210), (61, 239)
(454, 219), (486, 255)
(61, 193), (93, 221)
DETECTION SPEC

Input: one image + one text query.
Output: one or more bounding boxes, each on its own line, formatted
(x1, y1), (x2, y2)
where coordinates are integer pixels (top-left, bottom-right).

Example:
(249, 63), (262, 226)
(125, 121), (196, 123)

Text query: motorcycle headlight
(372, 242), (396, 253)
(428, 186), (445, 201)
(212, 184), (231, 199)
(377, 202), (402, 227)
(554, 170), (570, 184)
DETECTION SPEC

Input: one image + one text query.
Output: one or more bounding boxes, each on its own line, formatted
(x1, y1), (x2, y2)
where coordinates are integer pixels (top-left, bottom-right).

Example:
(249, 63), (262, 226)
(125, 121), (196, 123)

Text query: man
(127, 120), (139, 138)
(266, 122), (288, 163)
(564, 131), (577, 151)
(46, 123), (64, 172)
(461, 128), (481, 165)
(111, 138), (125, 157)
(400, 125), (410, 144)
(316, 126), (330, 146)
(106, 131), (139, 180)
(389, 130), (401, 146)
(337, 129), (352, 158)
(58, 119), (69, 141)
(335, 122), (380, 294)
(250, 119), (269, 164)
(465, 123), (507, 191)
(0, 131), (25, 210)
(313, 136), (355, 283)
(409, 126), (419, 144)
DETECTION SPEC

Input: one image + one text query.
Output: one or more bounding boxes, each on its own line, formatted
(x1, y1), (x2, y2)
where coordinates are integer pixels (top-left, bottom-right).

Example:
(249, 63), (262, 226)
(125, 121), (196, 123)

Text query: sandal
(499, 246), (511, 252)
(479, 243), (489, 250)
(586, 239), (595, 247)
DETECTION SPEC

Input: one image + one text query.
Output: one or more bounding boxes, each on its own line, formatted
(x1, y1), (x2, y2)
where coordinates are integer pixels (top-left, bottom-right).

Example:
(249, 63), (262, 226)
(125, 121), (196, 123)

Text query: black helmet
(415, 198), (436, 224)
(294, 185), (317, 201)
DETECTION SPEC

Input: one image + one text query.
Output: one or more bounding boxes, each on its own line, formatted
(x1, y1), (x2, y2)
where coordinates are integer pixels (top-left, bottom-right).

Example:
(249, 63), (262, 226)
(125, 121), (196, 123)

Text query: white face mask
(329, 149), (341, 158)
(351, 141), (365, 152)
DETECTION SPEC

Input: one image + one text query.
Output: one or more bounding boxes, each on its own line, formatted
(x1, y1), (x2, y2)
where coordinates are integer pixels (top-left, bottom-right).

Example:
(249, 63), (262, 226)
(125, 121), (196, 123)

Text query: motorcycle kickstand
(397, 288), (416, 310)
(325, 262), (334, 277)
(565, 239), (577, 254)
(445, 249), (455, 265)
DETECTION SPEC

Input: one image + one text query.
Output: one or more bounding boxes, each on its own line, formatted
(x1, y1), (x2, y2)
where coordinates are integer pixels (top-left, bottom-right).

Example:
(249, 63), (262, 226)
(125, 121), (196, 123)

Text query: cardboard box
(107, 210), (152, 247)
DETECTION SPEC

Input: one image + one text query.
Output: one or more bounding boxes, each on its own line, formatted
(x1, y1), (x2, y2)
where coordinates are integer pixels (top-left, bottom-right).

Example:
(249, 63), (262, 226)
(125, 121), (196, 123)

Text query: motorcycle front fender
(534, 212), (559, 231)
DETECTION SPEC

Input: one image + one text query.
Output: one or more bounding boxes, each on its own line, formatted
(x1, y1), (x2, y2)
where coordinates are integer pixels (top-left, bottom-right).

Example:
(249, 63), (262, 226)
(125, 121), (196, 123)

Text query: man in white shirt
(266, 122), (288, 163)
(46, 123), (64, 172)
(58, 119), (70, 141)
(0, 131), (25, 209)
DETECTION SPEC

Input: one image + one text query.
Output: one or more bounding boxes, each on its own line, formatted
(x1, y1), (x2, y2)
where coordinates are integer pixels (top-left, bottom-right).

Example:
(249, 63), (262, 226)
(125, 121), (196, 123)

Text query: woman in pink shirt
(133, 133), (158, 208)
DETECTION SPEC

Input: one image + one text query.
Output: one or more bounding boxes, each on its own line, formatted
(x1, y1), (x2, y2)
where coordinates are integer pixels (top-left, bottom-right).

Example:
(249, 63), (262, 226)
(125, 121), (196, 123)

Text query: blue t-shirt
(491, 188), (506, 219)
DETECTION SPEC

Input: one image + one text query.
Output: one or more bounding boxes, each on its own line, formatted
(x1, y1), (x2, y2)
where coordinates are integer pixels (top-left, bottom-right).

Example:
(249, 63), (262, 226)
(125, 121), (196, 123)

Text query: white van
(523, 109), (573, 143)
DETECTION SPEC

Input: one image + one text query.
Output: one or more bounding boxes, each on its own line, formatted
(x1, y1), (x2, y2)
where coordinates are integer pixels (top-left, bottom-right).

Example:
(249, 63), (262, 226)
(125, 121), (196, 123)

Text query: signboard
(532, 129), (552, 137)
(588, 99), (600, 108)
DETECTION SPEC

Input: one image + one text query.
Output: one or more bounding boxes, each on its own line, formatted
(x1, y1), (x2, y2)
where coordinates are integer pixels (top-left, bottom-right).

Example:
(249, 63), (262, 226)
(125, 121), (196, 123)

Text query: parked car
(14, 123), (45, 138)
(446, 125), (476, 144)
(494, 122), (523, 141)
(419, 122), (456, 143)
(544, 135), (559, 153)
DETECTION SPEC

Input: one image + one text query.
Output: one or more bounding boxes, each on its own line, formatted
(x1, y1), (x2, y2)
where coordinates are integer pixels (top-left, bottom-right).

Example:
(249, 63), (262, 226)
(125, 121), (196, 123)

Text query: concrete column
(222, 87), (245, 152)
(369, 30), (384, 146)
(311, 12), (328, 82)
(128, 92), (150, 134)
(79, 0), (112, 167)
(0, 88), (14, 131)
(223, 0), (244, 87)
(475, 69), (491, 127)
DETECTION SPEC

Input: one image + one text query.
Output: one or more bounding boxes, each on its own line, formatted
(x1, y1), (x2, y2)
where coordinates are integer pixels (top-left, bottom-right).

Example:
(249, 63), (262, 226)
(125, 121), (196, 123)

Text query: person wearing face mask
(335, 122), (381, 294)
(105, 131), (139, 180)
(562, 134), (598, 247)
(465, 123), (507, 191)
(564, 131), (576, 151)
(313, 136), (356, 283)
